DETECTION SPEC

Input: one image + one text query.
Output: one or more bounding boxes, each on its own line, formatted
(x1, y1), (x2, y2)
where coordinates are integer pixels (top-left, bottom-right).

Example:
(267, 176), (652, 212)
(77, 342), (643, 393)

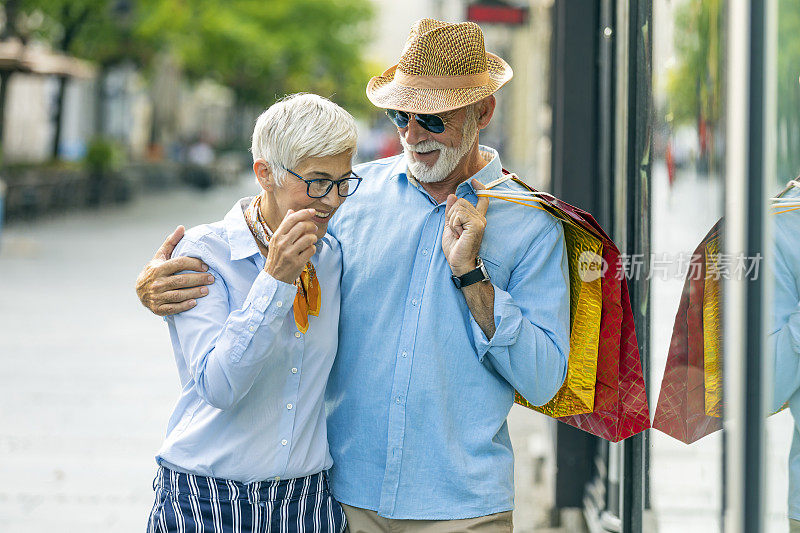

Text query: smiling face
(255, 150), (354, 240)
(399, 105), (479, 183)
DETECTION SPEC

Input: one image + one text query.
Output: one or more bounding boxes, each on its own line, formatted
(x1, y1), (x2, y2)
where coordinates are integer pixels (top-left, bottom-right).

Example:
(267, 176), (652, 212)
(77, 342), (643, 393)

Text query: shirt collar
(224, 197), (261, 261)
(401, 145), (502, 200)
(457, 146), (501, 196)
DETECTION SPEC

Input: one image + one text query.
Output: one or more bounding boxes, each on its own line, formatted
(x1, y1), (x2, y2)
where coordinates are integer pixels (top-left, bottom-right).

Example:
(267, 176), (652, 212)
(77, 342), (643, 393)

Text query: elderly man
(137, 19), (569, 532)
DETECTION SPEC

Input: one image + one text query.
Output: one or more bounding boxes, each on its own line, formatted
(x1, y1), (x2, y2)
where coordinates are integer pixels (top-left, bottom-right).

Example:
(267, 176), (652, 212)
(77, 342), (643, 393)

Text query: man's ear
(253, 159), (273, 191)
(476, 96), (496, 129)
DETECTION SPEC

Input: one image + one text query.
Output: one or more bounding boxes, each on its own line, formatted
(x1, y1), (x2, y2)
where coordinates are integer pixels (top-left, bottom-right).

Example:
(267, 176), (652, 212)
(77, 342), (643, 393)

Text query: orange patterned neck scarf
(243, 196), (321, 333)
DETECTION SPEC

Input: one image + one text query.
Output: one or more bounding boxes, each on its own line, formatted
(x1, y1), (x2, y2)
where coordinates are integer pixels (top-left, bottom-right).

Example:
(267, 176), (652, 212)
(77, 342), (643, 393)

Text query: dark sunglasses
(385, 109), (447, 134)
(282, 166), (362, 198)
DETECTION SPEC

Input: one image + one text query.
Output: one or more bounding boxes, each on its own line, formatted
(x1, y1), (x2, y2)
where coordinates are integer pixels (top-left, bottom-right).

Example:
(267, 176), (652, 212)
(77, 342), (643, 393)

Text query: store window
(764, 1), (800, 531)
(645, 1), (800, 531)
(648, 0), (727, 530)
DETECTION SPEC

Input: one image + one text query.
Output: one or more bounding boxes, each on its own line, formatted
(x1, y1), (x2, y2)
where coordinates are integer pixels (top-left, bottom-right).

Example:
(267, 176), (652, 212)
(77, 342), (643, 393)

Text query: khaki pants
(790, 519), (800, 532)
(341, 504), (513, 533)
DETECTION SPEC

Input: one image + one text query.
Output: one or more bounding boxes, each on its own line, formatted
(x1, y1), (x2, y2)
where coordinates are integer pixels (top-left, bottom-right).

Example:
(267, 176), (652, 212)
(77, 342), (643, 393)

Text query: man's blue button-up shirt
(157, 199), (342, 484)
(326, 147), (570, 519)
(769, 185), (800, 519)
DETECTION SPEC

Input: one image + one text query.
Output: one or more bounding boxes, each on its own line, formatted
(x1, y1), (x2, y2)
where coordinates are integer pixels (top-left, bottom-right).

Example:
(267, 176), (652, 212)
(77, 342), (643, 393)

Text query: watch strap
(451, 258), (490, 289)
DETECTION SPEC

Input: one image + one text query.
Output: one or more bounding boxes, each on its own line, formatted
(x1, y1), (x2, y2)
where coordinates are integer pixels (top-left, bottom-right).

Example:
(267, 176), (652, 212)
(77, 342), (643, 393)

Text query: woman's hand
(264, 208), (319, 283)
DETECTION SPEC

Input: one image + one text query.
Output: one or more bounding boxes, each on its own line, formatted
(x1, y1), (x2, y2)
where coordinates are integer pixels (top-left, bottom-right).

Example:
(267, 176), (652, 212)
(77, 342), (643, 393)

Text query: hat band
(393, 70), (491, 89)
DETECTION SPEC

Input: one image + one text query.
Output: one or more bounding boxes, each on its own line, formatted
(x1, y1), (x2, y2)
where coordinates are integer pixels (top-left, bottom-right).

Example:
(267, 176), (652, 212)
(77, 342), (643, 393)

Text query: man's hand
(135, 226), (214, 316)
(264, 209), (319, 284)
(442, 179), (490, 276)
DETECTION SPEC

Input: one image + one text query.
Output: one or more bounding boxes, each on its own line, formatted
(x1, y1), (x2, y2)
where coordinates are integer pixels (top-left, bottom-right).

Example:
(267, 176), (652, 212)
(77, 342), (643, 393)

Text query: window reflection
(764, 1), (800, 531)
(649, 0), (725, 529)
(648, 0), (800, 530)
(775, 3), (800, 189)
(768, 181), (800, 532)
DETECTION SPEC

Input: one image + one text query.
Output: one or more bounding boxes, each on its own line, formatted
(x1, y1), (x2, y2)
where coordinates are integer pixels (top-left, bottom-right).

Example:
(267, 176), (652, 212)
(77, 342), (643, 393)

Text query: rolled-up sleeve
(169, 239), (297, 410)
(469, 220), (570, 406)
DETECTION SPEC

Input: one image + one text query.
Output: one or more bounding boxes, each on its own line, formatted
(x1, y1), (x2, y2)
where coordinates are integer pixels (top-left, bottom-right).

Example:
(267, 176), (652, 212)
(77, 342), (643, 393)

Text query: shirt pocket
(480, 254), (509, 290)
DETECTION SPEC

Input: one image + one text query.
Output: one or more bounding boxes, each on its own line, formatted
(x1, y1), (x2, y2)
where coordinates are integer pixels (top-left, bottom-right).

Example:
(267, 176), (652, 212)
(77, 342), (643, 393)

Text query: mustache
(402, 139), (447, 153)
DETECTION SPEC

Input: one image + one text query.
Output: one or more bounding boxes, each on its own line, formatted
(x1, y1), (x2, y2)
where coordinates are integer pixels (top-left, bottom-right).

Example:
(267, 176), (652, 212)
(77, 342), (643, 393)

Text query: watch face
(476, 257), (490, 282)
(479, 262), (490, 281)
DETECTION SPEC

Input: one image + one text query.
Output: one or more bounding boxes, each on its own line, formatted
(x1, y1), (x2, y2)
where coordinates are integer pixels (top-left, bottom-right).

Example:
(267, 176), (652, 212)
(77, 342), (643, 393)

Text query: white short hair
(251, 93), (358, 185)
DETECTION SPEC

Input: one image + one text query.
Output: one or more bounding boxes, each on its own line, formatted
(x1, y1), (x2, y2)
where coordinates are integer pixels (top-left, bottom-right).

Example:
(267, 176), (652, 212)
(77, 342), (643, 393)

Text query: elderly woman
(146, 94), (360, 533)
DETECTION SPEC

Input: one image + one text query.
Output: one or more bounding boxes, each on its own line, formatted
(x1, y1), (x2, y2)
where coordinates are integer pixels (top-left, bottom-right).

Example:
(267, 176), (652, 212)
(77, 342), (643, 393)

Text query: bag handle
(485, 170), (558, 201)
(481, 169), (611, 241)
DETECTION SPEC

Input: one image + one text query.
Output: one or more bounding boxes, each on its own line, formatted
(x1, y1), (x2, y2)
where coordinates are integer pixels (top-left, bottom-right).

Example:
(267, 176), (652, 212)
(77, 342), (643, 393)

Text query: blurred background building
(0, 0), (555, 219)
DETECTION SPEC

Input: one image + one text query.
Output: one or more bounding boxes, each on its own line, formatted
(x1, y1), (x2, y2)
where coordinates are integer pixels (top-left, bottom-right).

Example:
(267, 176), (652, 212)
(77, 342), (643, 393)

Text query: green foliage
(664, 0), (723, 128)
(84, 136), (123, 175)
(14, 0), (152, 66)
(665, 0), (800, 182)
(10, 0), (375, 115)
(777, 0), (800, 181)
(135, 0), (375, 115)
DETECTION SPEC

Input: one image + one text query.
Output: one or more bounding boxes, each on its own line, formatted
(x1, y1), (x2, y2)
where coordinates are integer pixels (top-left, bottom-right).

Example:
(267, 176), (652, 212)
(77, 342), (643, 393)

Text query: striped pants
(147, 467), (347, 533)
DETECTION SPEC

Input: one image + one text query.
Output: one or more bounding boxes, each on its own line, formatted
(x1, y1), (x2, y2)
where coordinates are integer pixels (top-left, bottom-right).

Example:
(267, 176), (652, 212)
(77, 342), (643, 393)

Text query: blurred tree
(11, 0), (154, 159)
(135, 0), (375, 117)
(777, 0), (800, 182)
(3, 0), (374, 160)
(0, 0), (38, 154)
(666, 0), (800, 184)
(664, 0), (722, 173)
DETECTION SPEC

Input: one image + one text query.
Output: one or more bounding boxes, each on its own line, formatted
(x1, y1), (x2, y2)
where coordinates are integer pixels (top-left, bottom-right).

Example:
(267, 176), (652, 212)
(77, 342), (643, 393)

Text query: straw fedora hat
(366, 18), (513, 114)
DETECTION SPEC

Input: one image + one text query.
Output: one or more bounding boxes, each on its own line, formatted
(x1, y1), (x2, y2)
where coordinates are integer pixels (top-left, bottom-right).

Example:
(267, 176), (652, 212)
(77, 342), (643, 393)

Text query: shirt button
(411, 298), (418, 306)
(291, 368), (298, 374)
(402, 351), (407, 358)
(434, 207), (440, 213)
(287, 403), (293, 410)
(248, 326), (255, 332)
(281, 439), (288, 446)
(422, 249), (428, 256)
(295, 332), (301, 338)
(276, 301), (283, 308)
(396, 397), (401, 404)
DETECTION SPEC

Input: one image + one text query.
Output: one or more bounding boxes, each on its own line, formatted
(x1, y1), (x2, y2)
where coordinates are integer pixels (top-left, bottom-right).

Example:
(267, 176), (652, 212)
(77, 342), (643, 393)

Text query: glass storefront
(648, 0), (726, 530)
(565, 1), (800, 531)
(764, 1), (800, 531)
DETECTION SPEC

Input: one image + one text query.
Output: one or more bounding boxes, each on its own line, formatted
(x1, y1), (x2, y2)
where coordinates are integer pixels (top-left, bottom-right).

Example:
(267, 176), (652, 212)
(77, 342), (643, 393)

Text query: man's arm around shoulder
(136, 225), (215, 316)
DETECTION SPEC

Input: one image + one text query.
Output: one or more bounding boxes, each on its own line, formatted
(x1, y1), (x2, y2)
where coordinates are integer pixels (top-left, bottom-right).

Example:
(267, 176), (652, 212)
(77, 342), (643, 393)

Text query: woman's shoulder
(173, 220), (229, 264)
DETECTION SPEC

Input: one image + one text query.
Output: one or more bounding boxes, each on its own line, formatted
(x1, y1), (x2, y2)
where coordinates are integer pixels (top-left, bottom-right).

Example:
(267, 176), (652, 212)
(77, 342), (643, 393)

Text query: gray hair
(251, 93), (358, 185)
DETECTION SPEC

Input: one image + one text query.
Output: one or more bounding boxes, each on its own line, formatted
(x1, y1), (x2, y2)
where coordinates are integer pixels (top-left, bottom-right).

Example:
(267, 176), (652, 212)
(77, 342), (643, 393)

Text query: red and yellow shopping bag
(481, 173), (650, 442)
(651, 225), (723, 443)
(523, 207), (603, 417)
(655, 184), (800, 443)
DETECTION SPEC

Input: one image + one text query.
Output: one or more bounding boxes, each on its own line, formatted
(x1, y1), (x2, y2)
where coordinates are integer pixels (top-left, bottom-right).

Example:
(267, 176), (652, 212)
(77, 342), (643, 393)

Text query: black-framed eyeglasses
(385, 109), (448, 134)
(282, 166), (362, 198)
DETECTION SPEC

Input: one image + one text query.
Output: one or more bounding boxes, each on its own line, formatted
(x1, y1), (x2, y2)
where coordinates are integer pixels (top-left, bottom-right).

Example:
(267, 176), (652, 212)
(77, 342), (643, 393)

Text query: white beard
(400, 111), (479, 183)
